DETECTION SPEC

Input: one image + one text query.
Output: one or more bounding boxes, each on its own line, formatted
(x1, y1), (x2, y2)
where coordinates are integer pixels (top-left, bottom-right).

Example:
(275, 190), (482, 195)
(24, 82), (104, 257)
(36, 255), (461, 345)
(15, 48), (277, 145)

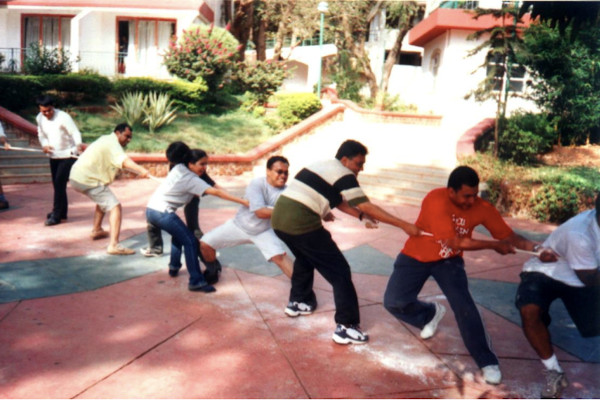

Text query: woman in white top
(146, 144), (248, 293)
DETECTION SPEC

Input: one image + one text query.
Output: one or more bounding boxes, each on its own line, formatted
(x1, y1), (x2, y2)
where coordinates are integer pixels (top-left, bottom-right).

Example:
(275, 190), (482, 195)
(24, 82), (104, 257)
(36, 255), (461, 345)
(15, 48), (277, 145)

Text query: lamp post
(317, 1), (328, 98)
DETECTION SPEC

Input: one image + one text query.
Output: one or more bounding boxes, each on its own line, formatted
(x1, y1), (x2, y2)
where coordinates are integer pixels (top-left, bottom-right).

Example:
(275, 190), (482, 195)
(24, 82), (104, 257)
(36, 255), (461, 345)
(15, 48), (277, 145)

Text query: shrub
(276, 93), (322, 128)
(163, 24), (239, 92)
(110, 92), (147, 126)
(112, 77), (172, 98)
(0, 75), (44, 110)
(234, 60), (287, 109)
(40, 72), (112, 103)
(330, 50), (363, 102)
(143, 92), (178, 133)
(498, 112), (556, 165)
(23, 42), (75, 75)
(529, 181), (579, 223)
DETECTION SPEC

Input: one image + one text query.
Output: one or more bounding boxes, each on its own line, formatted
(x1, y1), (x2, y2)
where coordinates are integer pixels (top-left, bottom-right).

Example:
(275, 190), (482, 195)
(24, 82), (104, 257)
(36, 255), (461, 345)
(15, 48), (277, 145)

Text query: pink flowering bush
(163, 24), (239, 92)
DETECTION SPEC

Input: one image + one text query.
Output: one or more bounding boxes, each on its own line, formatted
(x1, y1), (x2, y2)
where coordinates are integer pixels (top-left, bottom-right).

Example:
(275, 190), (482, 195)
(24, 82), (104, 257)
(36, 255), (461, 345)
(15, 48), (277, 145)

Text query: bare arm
(351, 200), (421, 236)
(446, 232), (538, 255)
(254, 207), (273, 219)
(205, 187), (249, 207)
(122, 157), (149, 178)
(575, 269), (600, 286)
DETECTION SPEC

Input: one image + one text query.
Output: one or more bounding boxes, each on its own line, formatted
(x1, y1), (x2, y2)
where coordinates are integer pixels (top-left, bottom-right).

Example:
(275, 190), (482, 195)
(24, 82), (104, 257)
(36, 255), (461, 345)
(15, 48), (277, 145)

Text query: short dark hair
(166, 141), (191, 165)
(267, 155), (289, 169)
(36, 95), (55, 107)
(447, 166), (479, 191)
(335, 140), (368, 160)
(189, 149), (208, 164)
(114, 123), (132, 134)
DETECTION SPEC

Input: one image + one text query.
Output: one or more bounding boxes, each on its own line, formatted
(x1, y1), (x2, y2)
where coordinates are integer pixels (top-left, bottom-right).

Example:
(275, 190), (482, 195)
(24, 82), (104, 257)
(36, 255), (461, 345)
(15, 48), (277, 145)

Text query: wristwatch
(532, 244), (542, 252)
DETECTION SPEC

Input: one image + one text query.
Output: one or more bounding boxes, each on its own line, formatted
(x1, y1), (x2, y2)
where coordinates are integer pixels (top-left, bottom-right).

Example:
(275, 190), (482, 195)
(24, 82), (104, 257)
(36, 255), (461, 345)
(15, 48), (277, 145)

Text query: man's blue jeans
(384, 253), (498, 369)
(146, 208), (206, 286)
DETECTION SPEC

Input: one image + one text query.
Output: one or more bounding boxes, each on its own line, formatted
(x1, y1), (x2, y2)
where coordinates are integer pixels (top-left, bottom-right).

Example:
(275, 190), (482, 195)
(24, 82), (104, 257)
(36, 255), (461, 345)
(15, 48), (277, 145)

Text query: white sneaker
(482, 364), (502, 385)
(420, 303), (446, 339)
(332, 324), (369, 345)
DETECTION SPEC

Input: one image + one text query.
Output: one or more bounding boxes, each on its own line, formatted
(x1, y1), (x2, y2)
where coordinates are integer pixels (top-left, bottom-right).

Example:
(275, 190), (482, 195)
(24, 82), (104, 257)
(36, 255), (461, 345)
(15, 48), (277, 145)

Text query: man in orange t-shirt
(383, 166), (539, 385)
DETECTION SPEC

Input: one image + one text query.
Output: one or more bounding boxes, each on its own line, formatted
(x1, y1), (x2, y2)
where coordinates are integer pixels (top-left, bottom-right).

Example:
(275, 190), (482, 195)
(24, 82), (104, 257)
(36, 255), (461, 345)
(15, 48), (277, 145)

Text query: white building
(0, 0), (222, 77)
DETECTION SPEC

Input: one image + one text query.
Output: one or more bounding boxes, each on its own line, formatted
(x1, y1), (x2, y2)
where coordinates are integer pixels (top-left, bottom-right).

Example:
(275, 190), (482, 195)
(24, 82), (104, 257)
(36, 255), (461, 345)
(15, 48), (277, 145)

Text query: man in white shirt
(516, 193), (600, 398)
(69, 123), (149, 255)
(0, 123), (10, 209)
(200, 156), (293, 284)
(36, 95), (84, 226)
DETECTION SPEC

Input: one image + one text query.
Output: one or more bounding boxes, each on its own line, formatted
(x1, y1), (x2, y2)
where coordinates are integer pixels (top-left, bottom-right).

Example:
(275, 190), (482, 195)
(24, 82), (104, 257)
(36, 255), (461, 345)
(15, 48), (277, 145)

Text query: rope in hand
(2, 146), (163, 182)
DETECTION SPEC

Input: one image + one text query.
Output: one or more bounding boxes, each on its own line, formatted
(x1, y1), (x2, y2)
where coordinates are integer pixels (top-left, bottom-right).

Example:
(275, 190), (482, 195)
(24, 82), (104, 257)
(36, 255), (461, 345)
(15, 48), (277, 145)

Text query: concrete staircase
(273, 109), (457, 207)
(0, 123), (50, 184)
(359, 163), (450, 206)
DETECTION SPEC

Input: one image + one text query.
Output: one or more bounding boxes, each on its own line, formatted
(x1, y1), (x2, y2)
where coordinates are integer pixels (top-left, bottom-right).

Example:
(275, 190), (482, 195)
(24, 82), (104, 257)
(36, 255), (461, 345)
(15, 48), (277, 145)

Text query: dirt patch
(539, 144), (600, 167)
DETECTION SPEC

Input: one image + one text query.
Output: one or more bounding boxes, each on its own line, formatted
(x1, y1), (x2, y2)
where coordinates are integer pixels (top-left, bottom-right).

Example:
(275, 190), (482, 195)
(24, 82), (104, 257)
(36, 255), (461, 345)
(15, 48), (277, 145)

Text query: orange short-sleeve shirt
(402, 188), (513, 262)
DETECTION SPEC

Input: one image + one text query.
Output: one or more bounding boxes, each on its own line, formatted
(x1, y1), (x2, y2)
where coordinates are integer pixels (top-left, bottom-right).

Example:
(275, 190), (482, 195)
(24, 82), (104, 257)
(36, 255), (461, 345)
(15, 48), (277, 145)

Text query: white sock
(541, 354), (563, 373)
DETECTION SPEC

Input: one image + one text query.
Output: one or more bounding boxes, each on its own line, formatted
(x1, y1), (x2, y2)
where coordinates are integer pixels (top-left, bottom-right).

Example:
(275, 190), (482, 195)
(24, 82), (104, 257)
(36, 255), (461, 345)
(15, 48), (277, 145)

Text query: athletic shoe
(188, 282), (216, 293)
(541, 369), (568, 398)
(168, 267), (180, 277)
(203, 260), (222, 285)
(140, 247), (163, 257)
(481, 364), (502, 385)
(332, 324), (369, 345)
(284, 301), (315, 317)
(420, 302), (446, 339)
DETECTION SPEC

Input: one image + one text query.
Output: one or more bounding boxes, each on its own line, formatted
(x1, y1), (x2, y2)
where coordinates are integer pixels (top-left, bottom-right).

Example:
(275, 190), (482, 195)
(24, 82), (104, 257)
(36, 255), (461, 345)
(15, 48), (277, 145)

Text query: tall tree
(516, 21), (600, 145)
(380, 2), (423, 94)
(327, 1), (382, 99)
(228, 0), (254, 61)
(519, 1), (600, 38)
(466, 6), (525, 157)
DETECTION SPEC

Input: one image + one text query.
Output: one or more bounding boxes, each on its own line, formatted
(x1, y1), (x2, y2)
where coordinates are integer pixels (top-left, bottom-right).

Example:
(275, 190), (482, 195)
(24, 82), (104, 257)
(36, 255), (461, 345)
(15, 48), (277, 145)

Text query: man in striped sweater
(271, 139), (421, 344)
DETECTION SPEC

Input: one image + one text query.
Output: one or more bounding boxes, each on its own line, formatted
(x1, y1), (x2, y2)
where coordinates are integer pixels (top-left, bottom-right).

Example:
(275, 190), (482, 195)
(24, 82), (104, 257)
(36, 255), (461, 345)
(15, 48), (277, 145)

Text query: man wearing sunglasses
(200, 156), (294, 283)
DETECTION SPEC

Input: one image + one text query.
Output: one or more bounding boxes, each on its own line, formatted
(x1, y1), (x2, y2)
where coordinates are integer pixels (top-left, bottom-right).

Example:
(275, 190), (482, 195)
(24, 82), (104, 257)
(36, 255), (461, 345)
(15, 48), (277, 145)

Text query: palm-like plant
(143, 91), (178, 133)
(110, 91), (147, 126)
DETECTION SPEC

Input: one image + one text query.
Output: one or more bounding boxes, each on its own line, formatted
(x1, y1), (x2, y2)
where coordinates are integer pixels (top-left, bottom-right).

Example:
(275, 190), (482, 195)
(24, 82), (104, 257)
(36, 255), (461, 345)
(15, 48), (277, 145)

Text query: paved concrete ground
(0, 178), (599, 399)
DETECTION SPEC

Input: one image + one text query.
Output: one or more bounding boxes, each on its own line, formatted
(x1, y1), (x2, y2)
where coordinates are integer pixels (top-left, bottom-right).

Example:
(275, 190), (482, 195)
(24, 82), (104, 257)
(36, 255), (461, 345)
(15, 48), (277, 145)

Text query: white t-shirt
(147, 164), (210, 213)
(523, 209), (600, 287)
(37, 109), (82, 159)
(233, 176), (285, 235)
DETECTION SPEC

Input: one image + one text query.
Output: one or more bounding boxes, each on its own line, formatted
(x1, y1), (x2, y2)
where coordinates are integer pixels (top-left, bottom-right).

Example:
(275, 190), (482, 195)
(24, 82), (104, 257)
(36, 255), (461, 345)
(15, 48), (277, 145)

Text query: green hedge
(40, 73), (112, 103)
(0, 75), (44, 110)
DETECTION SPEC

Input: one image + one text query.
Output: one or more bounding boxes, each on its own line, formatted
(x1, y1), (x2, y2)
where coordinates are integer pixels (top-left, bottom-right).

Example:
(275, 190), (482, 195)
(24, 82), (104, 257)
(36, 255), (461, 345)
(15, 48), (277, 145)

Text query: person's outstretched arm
(205, 187), (249, 208)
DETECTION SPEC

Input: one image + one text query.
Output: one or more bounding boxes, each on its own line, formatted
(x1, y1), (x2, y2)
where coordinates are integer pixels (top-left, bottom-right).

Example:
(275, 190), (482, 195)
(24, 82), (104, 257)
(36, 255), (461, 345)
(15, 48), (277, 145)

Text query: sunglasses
(273, 169), (288, 175)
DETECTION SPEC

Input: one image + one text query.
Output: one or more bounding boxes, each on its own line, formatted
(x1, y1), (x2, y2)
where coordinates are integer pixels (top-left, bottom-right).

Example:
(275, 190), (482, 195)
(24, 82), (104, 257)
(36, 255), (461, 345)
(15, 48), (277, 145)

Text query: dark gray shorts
(516, 271), (600, 337)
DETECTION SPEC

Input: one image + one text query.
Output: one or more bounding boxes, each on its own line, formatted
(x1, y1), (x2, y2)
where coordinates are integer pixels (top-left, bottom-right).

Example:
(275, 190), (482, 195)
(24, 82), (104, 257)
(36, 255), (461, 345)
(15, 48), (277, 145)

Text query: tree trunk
(253, 13), (267, 61)
(272, 0), (295, 61)
(230, 0), (255, 61)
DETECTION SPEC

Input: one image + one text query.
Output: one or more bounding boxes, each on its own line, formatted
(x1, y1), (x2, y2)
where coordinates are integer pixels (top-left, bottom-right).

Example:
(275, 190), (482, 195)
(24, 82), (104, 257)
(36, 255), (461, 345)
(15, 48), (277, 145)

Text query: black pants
(49, 158), (76, 219)
(147, 196), (200, 251)
(275, 227), (359, 325)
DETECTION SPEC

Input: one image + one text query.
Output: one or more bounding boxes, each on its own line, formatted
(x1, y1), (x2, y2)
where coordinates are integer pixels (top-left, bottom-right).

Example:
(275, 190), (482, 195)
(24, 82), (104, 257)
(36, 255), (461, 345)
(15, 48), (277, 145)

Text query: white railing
(0, 47), (172, 78)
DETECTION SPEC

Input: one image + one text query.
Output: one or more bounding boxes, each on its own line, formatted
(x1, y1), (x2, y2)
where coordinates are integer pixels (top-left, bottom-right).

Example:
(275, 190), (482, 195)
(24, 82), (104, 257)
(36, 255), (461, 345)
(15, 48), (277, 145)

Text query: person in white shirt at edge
(146, 143), (249, 292)
(0, 122), (11, 209)
(516, 193), (600, 399)
(69, 123), (149, 255)
(199, 155), (294, 285)
(36, 95), (85, 226)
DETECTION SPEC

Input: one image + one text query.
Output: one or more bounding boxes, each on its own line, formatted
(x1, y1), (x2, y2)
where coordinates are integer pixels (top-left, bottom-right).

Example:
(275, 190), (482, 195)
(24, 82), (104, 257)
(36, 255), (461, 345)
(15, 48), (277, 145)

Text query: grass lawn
(27, 108), (276, 154)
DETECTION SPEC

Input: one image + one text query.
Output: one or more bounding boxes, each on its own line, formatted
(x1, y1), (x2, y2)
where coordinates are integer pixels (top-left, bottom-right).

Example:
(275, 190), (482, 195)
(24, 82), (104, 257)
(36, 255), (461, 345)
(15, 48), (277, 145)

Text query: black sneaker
(188, 282), (216, 293)
(47, 212), (67, 220)
(203, 260), (222, 285)
(332, 324), (369, 344)
(168, 267), (180, 277)
(44, 217), (60, 226)
(284, 301), (315, 317)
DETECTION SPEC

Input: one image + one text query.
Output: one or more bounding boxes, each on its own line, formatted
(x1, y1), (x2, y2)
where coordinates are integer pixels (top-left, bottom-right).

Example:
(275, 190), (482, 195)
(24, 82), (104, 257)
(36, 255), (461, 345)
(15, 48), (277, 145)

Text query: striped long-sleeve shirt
(271, 159), (368, 235)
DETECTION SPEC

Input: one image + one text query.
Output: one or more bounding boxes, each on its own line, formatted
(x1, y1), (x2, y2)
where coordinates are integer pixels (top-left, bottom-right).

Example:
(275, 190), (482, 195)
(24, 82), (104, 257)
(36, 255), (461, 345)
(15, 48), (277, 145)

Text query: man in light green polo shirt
(70, 123), (149, 255)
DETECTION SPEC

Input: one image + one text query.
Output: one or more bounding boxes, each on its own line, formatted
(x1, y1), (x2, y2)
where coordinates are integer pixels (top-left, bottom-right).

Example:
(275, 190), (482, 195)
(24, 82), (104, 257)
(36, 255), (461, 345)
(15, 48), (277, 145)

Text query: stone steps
(0, 121), (51, 184)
